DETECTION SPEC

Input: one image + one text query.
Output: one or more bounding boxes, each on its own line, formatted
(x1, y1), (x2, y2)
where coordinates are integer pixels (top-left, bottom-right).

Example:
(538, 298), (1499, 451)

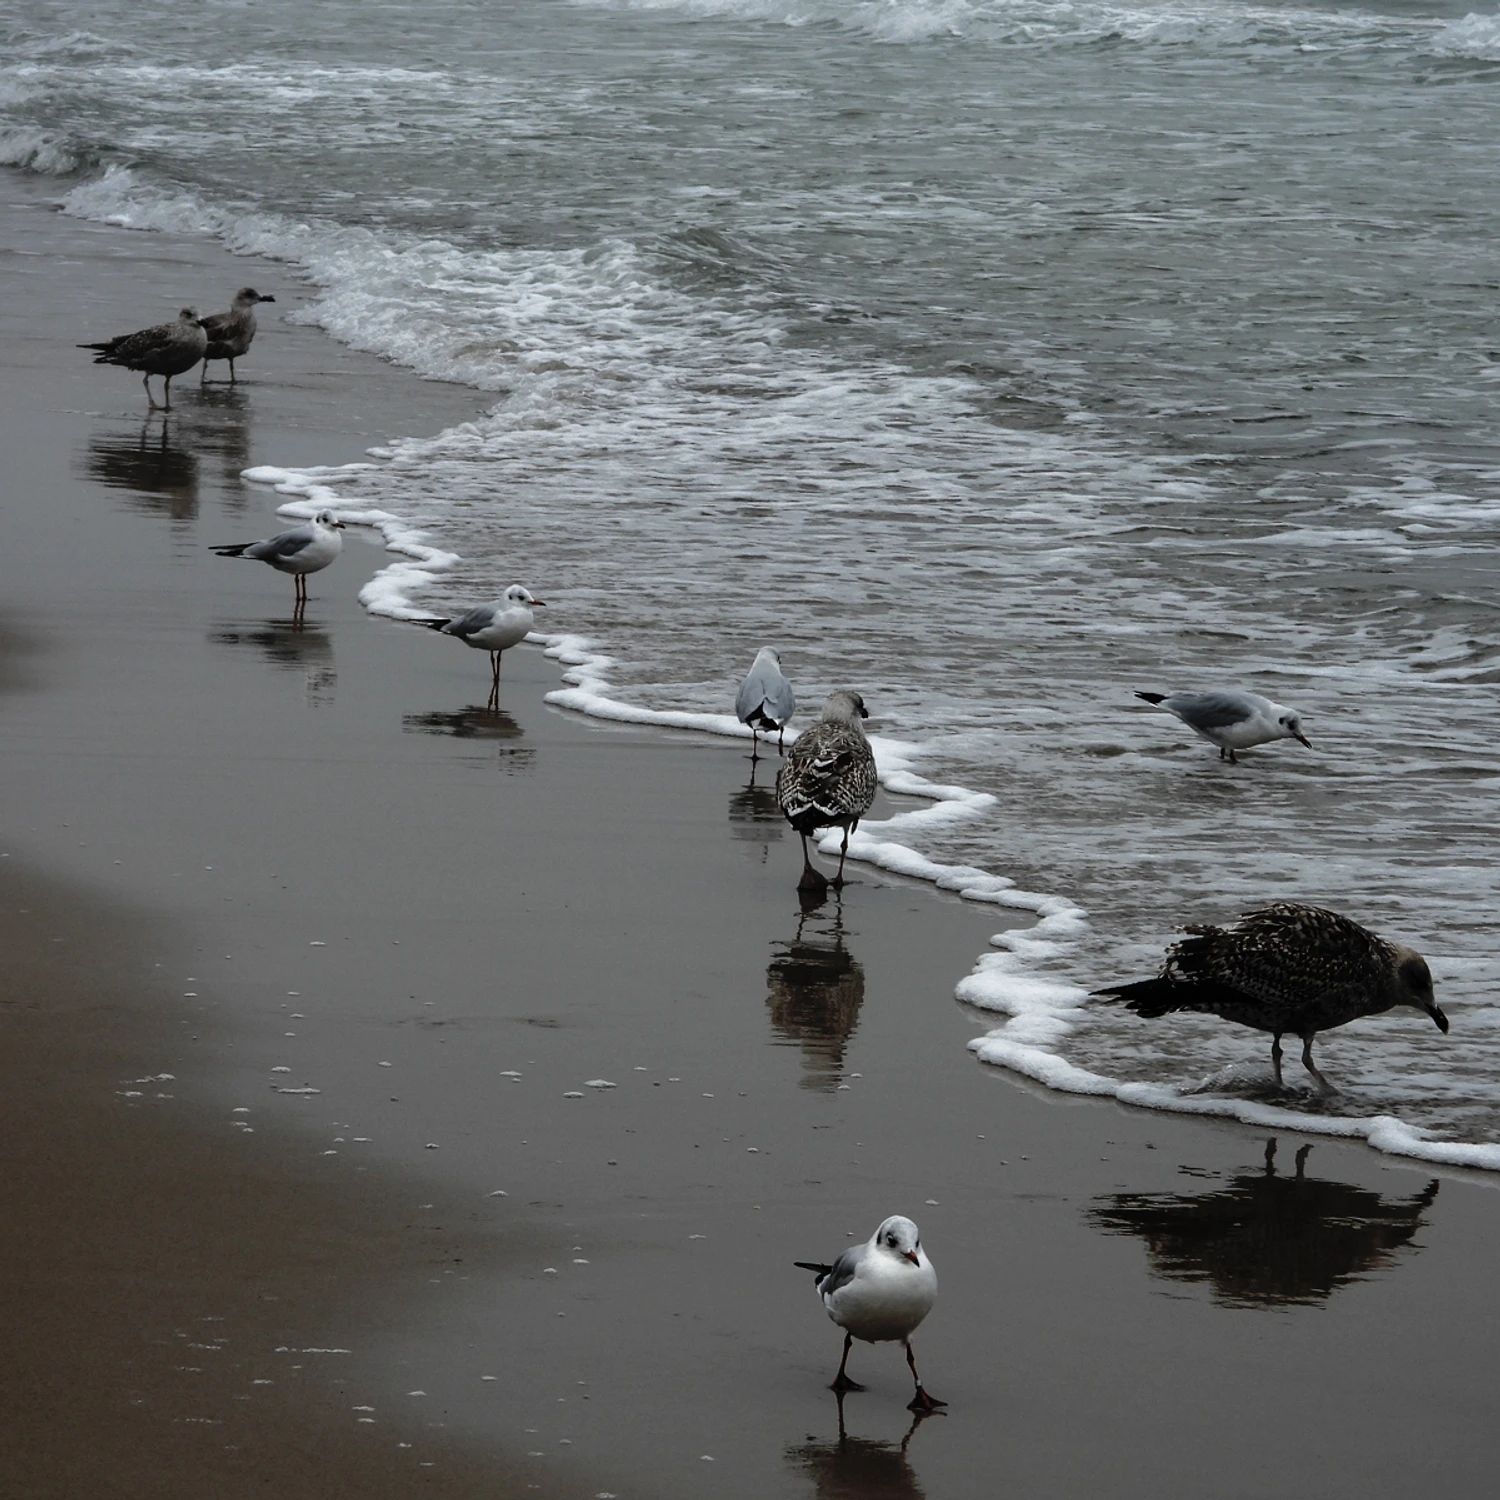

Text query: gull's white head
(233, 287), (275, 307)
(822, 689), (869, 726)
(503, 583), (545, 609)
(871, 1215), (924, 1266)
(1275, 708), (1312, 748)
(313, 509), (345, 530)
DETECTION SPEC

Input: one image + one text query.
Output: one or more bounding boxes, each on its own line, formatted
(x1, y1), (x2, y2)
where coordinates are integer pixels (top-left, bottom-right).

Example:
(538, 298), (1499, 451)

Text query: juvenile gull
(735, 646), (796, 758)
(795, 1215), (943, 1413)
(422, 584), (544, 706)
(1094, 902), (1448, 1090)
(79, 307), (207, 410)
(776, 690), (876, 892)
(200, 287), (275, 382)
(210, 509), (345, 608)
(1135, 688), (1311, 763)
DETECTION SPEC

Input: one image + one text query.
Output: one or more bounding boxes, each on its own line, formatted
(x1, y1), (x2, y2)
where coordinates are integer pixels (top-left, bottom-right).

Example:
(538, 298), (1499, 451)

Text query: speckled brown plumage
(1095, 902), (1449, 1089)
(775, 690), (876, 891)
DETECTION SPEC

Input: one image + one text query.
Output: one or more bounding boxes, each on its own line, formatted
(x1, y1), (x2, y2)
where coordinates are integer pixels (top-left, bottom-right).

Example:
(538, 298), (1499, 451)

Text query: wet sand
(3, 168), (1499, 1499)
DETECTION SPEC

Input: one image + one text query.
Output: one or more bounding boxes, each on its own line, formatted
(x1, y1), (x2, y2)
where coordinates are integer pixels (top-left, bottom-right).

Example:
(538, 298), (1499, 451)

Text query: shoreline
(6, 164), (1500, 1498)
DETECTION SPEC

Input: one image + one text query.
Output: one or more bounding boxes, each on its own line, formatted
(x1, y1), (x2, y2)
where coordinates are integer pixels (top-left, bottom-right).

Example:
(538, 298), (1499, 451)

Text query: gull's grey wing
(762, 673), (795, 724)
(245, 524), (315, 563)
(444, 605), (498, 639)
(814, 1244), (864, 1298)
(1166, 691), (1256, 731)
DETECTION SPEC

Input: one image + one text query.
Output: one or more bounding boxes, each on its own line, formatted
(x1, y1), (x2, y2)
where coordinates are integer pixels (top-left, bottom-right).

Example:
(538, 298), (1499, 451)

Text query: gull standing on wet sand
(422, 584), (545, 706)
(79, 307), (207, 410)
(210, 510), (345, 609)
(1135, 688), (1312, 763)
(735, 646), (796, 758)
(200, 288), (275, 382)
(1094, 902), (1449, 1091)
(795, 1216), (943, 1413)
(776, 690), (877, 892)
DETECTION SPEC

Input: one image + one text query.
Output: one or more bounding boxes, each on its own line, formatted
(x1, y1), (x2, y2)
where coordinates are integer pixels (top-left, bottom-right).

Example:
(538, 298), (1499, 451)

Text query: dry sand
(3, 168), (1499, 1499)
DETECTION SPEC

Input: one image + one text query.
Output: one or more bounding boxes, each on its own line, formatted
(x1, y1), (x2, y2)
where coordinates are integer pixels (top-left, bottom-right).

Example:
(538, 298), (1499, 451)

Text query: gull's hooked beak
(530, 598), (547, 607)
(1429, 1002), (1450, 1034)
(1295, 731), (1313, 748)
(261, 294), (277, 303)
(333, 520), (346, 529)
(902, 1250), (920, 1266)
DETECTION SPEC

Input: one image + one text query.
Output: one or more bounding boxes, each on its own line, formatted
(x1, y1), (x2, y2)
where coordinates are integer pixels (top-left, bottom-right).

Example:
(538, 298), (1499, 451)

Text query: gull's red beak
(1295, 731), (1312, 748)
(531, 598), (547, 607)
(903, 1250), (920, 1266)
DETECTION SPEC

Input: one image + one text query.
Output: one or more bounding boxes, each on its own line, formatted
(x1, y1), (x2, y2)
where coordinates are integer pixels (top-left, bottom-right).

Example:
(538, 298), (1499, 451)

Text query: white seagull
(422, 584), (545, 704)
(1135, 688), (1312, 763)
(735, 646), (796, 758)
(795, 1215), (944, 1412)
(210, 509), (345, 608)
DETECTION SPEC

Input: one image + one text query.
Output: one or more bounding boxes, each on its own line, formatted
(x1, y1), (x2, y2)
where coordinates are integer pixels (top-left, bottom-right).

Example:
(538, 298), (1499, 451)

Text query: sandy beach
(4, 167), (1500, 1499)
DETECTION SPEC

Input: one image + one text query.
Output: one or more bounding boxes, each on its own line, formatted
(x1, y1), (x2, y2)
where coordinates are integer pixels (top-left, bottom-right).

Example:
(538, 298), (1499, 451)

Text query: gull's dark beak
(262, 294), (276, 303)
(1295, 732), (1313, 748)
(531, 599), (547, 607)
(903, 1250), (920, 1266)
(860, 706), (869, 719)
(334, 521), (346, 529)
(1429, 1003), (1449, 1034)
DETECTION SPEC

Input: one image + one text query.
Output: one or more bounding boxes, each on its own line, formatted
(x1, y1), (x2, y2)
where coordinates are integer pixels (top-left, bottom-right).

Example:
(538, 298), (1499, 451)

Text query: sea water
(6, 0), (1500, 1164)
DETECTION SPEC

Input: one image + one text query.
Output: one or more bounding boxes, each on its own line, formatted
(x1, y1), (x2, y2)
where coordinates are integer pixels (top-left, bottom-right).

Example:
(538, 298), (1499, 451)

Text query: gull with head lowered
(795, 1215), (944, 1413)
(1135, 688), (1311, 763)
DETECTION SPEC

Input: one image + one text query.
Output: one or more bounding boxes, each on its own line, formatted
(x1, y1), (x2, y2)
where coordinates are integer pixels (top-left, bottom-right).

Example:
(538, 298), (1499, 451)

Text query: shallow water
(7, 0), (1500, 1155)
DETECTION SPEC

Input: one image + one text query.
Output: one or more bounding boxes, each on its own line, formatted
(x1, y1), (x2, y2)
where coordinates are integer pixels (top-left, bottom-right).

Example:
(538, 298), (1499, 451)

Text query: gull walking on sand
(1135, 689), (1312, 763)
(1094, 902), (1449, 1091)
(210, 510), (345, 611)
(200, 288), (275, 382)
(422, 584), (545, 707)
(776, 690), (876, 893)
(795, 1215), (943, 1413)
(736, 646), (796, 758)
(79, 307), (208, 410)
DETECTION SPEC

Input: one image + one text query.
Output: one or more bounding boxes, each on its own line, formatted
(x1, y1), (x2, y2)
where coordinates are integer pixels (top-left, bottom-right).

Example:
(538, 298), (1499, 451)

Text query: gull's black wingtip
(793, 1260), (833, 1277)
(1134, 691), (1167, 705)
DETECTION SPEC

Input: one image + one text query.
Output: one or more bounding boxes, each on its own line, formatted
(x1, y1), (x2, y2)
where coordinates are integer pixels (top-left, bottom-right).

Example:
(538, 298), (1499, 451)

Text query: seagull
(735, 646), (796, 758)
(210, 509), (345, 608)
(79, 307), (208, 410)
(1094, 902), (1449, 1091)
(795, 1216), (943, 1413)
(776, 691), (877, 892)
(422, 584), (545, 705)
(200, 288), (275, 382)
(1135, 689), (1312, 763)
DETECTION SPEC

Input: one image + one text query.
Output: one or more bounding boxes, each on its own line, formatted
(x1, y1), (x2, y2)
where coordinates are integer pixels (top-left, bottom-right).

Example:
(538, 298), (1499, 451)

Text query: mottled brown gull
(79, 307), (207, 410)
(200, 287), (275, 382)
(775, 689), (876, 892)
(1094, 902), (1448, 1090)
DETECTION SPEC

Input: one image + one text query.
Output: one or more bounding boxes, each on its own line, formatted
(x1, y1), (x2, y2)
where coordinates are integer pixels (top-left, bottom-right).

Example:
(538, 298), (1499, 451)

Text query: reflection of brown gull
(80, 422), (199, 519)
(767, 906), (864, 1091)
(1087, 1139), (1440, 1307)
(786, 1400), (928, 1500)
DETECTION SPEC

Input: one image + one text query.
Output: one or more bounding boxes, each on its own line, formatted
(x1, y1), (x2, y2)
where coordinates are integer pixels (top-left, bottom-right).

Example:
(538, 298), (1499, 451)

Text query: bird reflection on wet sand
(1087, 1139), (1439, 1307)
(209, 618), (336, 705)
(767, 900), (865, 1091)
(80, 420), (199, 519)
(729, 760), (785, 852)
(786, 1396), (929, 1500)
(402, 707), (535, 772)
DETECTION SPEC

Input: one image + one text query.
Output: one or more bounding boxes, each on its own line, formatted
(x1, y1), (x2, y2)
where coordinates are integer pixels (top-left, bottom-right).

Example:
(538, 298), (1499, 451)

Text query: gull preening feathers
(1094, 902), (1448, 1091)
(776, 690), (877, 892)
(79, 307), (208, 410)
(735, 646), (796, 758)
(795, 1215), (943, 1413)
(210, 509), (345, 609)
(200, 287), (275, 382)
(1135, 689), (1312, 763)
(423, 584), (545, 706)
